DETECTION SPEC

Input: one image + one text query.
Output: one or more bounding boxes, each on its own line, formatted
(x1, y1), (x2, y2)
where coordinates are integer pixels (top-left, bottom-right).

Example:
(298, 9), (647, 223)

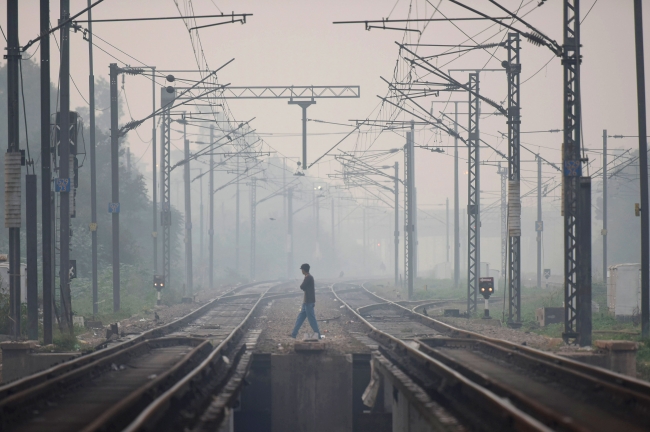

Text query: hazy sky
(3, 0), (649, 211)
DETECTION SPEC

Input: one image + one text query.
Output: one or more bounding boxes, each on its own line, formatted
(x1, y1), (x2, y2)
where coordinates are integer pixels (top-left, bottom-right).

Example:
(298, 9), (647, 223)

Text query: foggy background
(0, 1), (647, 296)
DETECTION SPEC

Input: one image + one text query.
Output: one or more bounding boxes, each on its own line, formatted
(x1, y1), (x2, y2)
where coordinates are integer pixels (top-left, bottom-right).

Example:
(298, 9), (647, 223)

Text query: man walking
(291, 263), (321, 340)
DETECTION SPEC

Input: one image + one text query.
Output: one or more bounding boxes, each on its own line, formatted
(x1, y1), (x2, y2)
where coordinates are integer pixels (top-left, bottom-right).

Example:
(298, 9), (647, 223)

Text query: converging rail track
(332, 282), (650, 432)
(0, 280), (289, 432)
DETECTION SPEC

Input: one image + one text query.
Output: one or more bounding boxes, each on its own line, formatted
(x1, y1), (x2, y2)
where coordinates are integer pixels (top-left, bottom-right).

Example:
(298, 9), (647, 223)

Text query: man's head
(300, 263), (310, 275)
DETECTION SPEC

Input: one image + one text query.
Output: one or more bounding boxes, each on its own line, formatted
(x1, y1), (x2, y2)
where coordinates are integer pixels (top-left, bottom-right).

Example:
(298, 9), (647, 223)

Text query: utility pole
(467, 72), (480, 316)
(87, 0), (98, 316)
(446, 197), (450, 263)
(6, 0), (21, 338)
(152, 67), (158, 278)
(26, 173), (37, 340)
(209, 125), (215, 290)
(331, 196), (335, 269)
(199, 169), (204, 284)
(537, 156), (543, 288)
(454, 102), (460, 288)
(498, 164), (507, 287)
(236, 156), (240, 275)
(394, 162), (399, 288)
(183, 116), (193, 295)
(362, 207), (368, 276)
(506, 33), (522, 325)
(283, 158), (287, 222)
(250, 177), (257, 280)
(634, 0), (649, 338)
(160, 88), (174, 293)
(287, 187), (294, 279)
(404, 130), (415, 299)
(41, 0), (53, 344)
(109, 63), (120, 312)
(602, 130), (607, 283)
(59, 0), (73, 330)
(562, 0), (591, 346)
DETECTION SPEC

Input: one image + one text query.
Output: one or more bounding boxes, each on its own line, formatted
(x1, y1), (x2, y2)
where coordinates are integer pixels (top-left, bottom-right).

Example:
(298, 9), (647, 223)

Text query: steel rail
(122, 282), (284, 431)
(355, 282), (650, 397)
(0, 337), (212, 431)
(331, 282), (551, 431)
(418, 338), (650, 430)
(0, 280), (275, 400)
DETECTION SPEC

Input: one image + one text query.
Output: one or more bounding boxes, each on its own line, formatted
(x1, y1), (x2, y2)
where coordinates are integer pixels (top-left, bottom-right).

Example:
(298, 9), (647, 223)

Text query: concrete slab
(271, 354), (353, 432)
(294, 342), (327, 352)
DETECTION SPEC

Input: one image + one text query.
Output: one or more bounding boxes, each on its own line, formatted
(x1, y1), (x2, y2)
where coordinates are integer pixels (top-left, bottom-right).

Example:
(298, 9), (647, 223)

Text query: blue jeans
(291, 303), (320, 338)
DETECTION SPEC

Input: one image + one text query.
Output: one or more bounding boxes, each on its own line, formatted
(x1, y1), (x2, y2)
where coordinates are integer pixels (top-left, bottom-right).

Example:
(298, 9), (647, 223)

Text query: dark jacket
(300, 274), (315, 303)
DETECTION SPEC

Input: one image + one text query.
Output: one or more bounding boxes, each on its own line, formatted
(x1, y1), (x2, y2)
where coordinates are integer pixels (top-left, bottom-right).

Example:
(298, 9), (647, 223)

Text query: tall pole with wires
(506, 32), (522, 325)
(287, 187), (294, 279)
(537, 156), (543, 289)
(87, 0), (99, 316)
(209, 125), (214, 290)
(183, 116), (193, 295)
(394, 162), (399, 288)
(454, 102), (460, 288)
(602, 130), (607, 283)
(250, 178), (257, 280)
(152, 68), (158, 278)
(404, 131), (415, 299)
(467, 73), (481, 316)
(562, 0), (592, 346)
(41, 0), (53, 344)
(109, 63), (120, 312)
(498, 164), (507, 287)
(160, 88), (173, 295)
(634, 0), (649, 338)
(6, 0), (22, 338)
(236, 156), (240, 275)
(59, 0), (73, 331)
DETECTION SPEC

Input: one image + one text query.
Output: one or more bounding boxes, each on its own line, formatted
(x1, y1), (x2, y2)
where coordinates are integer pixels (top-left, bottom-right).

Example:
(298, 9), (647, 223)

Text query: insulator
(526, 31), (545, 47)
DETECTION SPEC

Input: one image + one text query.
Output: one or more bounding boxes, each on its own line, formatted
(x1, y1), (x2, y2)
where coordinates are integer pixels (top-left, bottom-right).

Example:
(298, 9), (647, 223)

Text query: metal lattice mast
(404, 131), (415, 299)
(182, 117), (193, 295)
(394, 162), (400, 288)
(161, 104), (172, 287)
(467, 72), (480, 316)
(250, 178), (257, 280)
(506, 32), (522, 324)
(498, 164), (507, 285)
(562, 0), (586, 344)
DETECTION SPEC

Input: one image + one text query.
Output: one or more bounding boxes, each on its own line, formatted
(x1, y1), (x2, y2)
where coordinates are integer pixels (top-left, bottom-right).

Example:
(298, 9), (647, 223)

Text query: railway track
(333, 281), (650, 432)
(0, 280), (289, 432)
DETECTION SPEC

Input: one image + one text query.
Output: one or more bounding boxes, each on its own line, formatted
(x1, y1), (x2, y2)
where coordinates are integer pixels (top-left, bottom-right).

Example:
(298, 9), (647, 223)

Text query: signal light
(479, 277), (494, 299)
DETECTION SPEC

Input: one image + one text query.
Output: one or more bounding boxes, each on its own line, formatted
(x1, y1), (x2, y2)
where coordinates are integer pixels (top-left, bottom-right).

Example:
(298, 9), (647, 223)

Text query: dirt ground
(253, 292), (371, 355)
(434, 316), (561, 349)
(76, 287), (230, 349)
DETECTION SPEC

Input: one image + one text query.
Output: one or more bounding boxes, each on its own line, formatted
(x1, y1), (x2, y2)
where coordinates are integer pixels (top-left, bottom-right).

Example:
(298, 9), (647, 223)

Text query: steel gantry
(175, 85), (360, 170)
(467, 72), (481, 316)
(505, 32), (523, 325)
